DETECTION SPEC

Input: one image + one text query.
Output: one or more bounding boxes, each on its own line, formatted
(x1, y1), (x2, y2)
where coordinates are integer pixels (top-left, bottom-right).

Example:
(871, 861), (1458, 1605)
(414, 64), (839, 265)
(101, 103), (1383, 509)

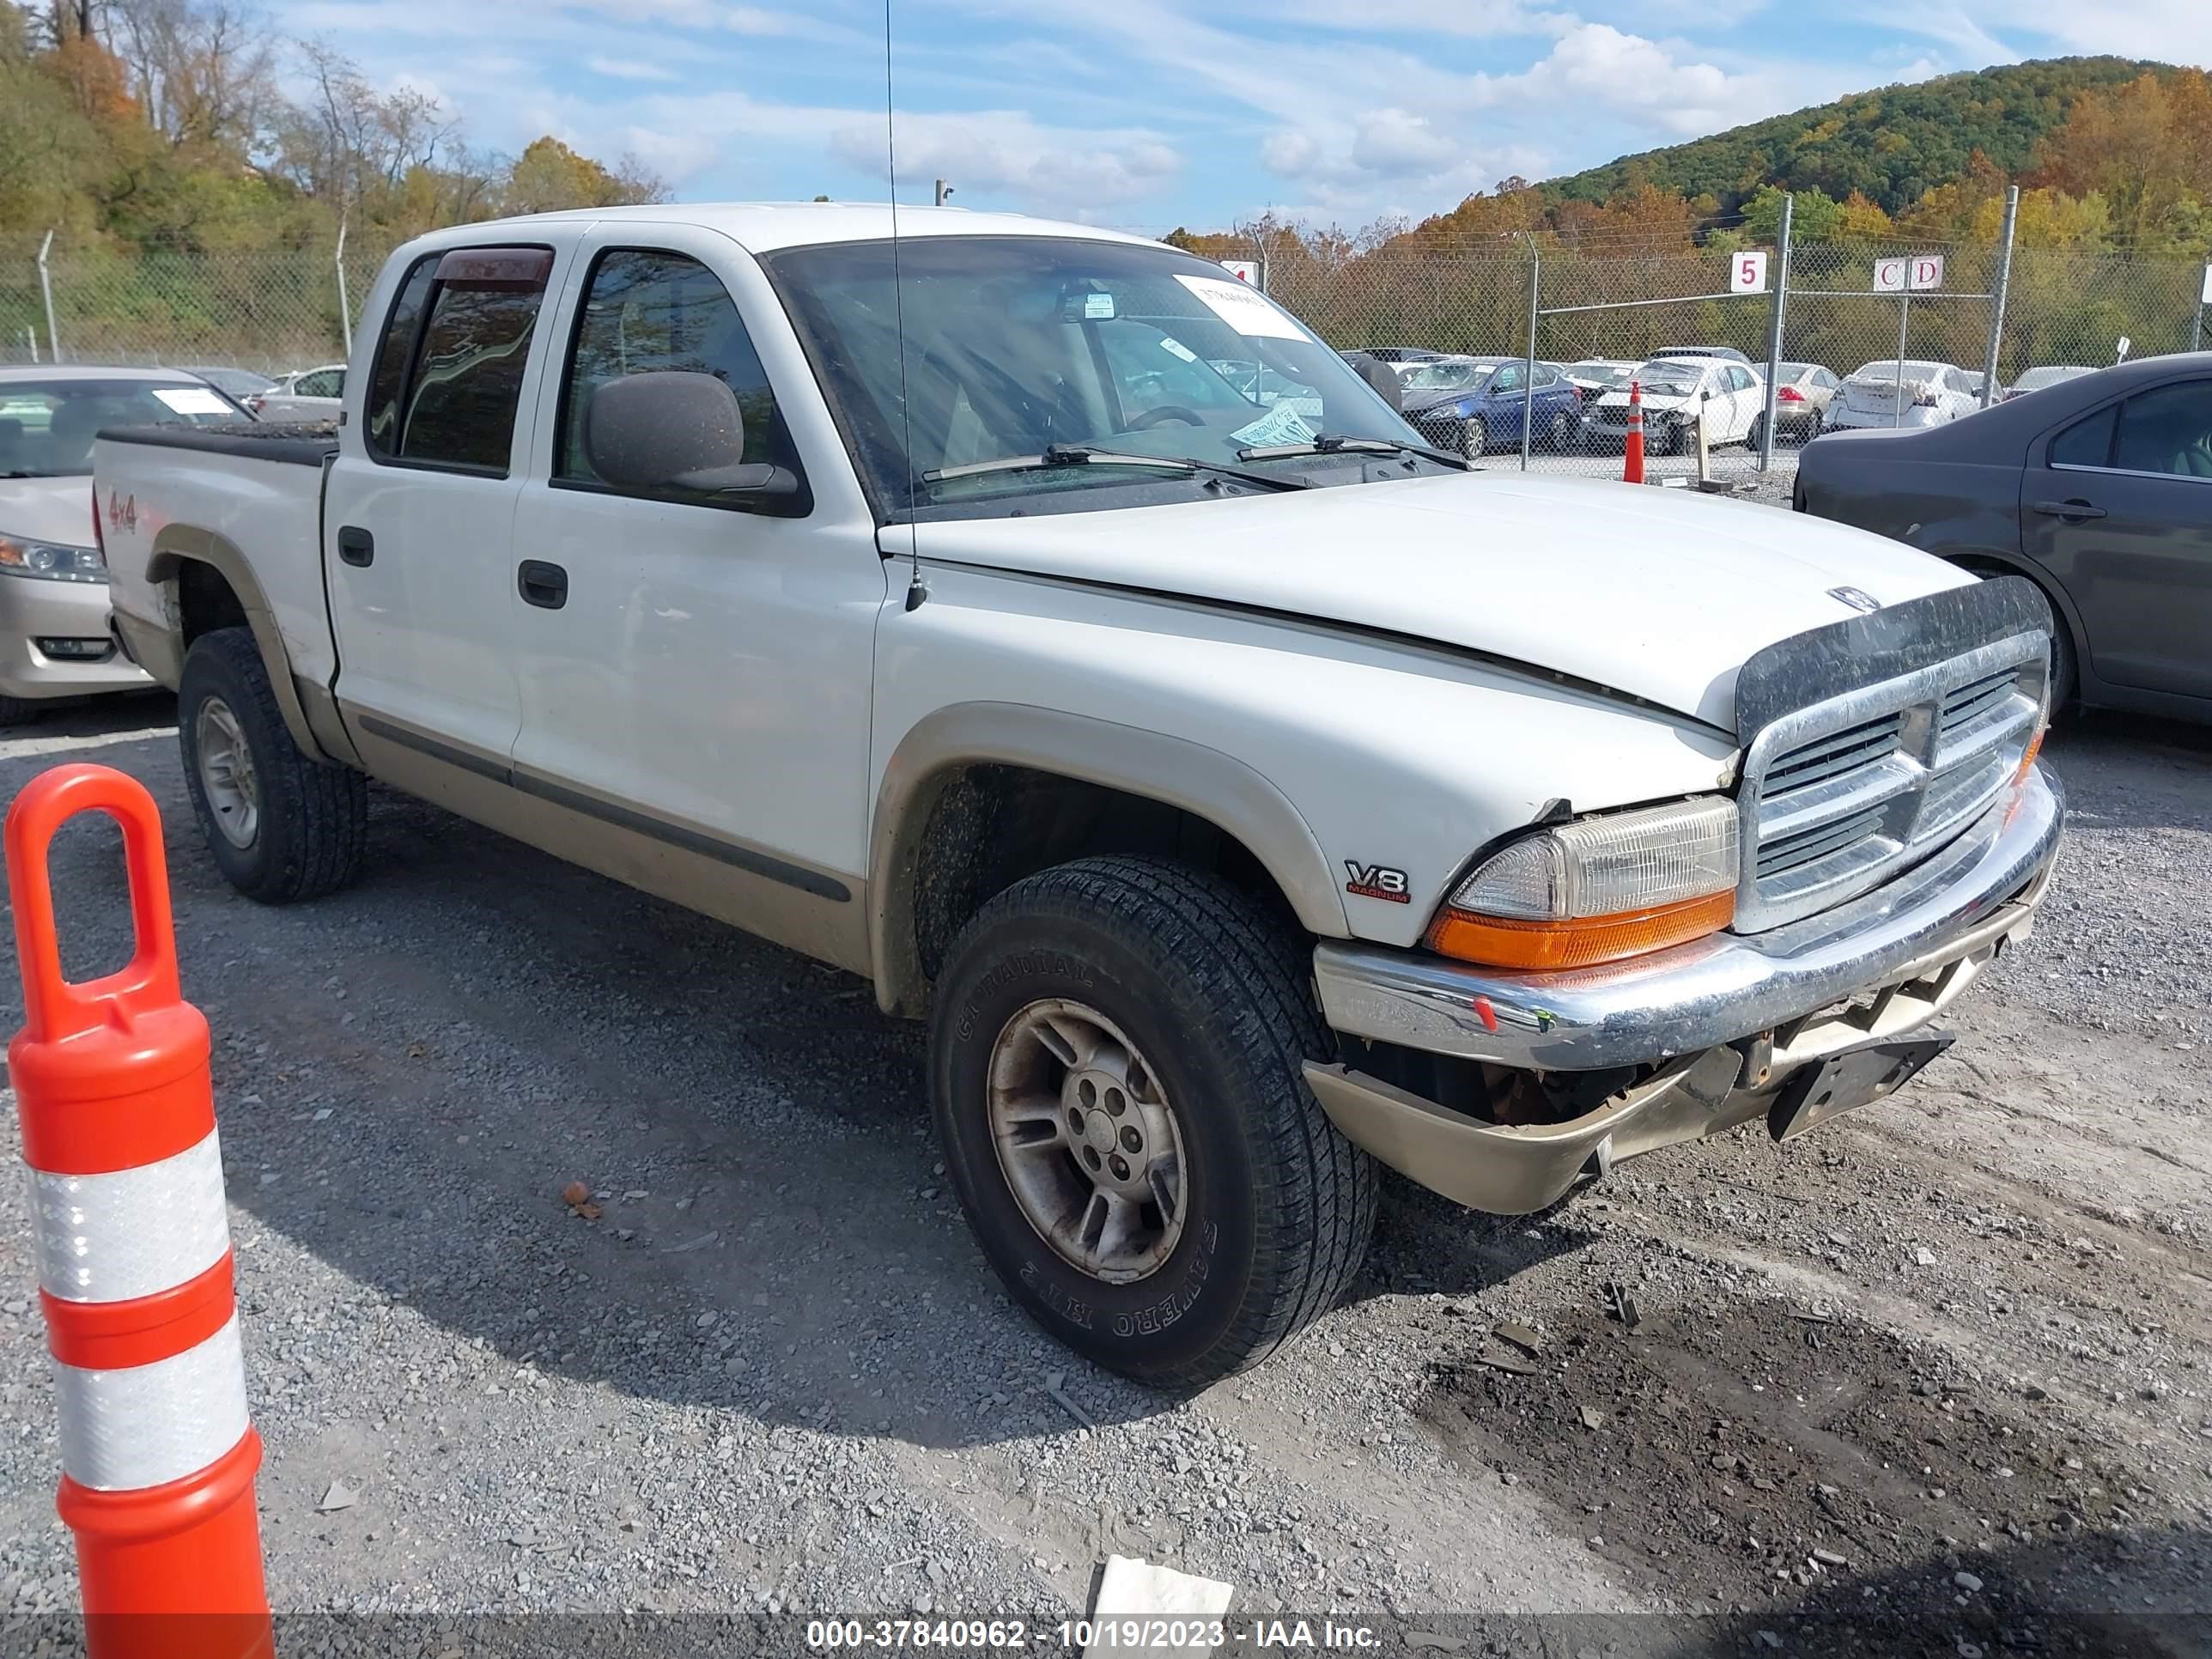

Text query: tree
(501, 136), (666, 216)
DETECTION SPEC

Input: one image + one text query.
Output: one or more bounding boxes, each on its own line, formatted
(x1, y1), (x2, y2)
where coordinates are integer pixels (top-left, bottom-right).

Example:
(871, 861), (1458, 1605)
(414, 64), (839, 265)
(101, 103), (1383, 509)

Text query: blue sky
(289, 0), (2210, 231)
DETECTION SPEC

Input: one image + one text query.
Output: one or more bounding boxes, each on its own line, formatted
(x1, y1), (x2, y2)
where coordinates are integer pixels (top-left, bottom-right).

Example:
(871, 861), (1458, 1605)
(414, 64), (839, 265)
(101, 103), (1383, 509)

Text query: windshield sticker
(1174, 274), (1308, 340)
(1229, 401), (1317, 447)
(151, 386), (231, 416)
(1158, 337), (1199, 362)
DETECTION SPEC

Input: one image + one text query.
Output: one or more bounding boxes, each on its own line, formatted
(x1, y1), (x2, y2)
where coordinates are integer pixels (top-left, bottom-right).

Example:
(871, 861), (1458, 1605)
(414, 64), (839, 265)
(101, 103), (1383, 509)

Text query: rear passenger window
(366, 245), (552, 474)
(365, 257), (436, 454)
(2050, 407), (2116, 469)
(555, 248), (799, 507)
(2112, 380), (2212, 478)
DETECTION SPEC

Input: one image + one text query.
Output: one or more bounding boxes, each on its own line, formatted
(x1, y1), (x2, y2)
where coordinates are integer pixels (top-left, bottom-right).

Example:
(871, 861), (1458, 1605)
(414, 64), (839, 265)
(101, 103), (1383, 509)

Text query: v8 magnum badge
(1344, 860), (1410, 903)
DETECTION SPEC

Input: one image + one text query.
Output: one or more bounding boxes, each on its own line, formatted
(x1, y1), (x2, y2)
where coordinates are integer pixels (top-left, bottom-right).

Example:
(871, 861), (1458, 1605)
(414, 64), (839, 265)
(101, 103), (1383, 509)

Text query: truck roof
(410, 202), (1162, 257)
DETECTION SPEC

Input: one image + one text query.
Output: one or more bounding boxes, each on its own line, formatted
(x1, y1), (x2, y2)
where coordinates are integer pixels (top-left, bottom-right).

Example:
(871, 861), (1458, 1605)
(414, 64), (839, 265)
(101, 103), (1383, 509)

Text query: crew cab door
(502, 224), (884, 963)
(323, 235), (578, 775)
(2023, 376), (2212, 701)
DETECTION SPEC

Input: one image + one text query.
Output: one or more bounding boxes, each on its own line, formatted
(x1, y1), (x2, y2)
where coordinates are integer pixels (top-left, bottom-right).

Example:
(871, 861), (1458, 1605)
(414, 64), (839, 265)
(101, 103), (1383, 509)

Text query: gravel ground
(0, 684), (2204, 1657)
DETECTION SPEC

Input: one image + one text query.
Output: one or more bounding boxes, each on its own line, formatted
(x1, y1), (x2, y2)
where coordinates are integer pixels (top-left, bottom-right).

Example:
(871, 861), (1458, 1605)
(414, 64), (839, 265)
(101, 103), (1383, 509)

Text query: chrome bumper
(1316, 765), (2062, 1073)
(1304, 767), (2062, 1214)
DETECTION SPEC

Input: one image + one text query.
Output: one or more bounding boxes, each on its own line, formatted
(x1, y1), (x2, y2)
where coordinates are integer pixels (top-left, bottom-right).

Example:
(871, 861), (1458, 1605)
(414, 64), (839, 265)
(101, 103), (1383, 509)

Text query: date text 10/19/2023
(805, 1619), (1382, 1650)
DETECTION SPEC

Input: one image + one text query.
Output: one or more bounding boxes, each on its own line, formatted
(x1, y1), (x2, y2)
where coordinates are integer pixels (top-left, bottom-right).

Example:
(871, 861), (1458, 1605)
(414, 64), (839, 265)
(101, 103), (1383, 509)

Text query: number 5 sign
(1730, 251), (1769, 295)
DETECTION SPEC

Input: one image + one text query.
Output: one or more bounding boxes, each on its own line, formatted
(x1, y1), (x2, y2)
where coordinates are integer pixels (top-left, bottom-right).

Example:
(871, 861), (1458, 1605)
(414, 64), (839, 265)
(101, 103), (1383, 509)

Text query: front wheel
(930, 856), (1377, 1389)
(179, 627), (368, 903)
(0, 695), (41, 727)
(1461, 416), (1487, 459)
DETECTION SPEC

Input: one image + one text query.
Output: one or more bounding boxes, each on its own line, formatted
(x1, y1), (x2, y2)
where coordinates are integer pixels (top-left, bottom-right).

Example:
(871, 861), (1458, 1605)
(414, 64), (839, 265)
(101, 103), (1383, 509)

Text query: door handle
(517, 559), (568, 610)
(2031, 499), (2106, 521)
(337, 525), (374, 566)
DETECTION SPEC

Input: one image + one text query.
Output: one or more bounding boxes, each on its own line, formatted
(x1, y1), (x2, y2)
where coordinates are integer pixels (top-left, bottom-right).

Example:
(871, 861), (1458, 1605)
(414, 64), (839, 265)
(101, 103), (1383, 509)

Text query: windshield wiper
(920, 443), (1310, 492)
(1236, 434), (1472, 471)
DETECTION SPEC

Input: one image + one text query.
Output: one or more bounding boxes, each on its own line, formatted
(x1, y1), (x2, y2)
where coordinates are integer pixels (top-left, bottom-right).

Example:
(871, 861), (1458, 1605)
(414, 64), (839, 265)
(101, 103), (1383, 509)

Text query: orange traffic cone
(6, 764), (273, 1659)
(1623, 380), (1645, 484)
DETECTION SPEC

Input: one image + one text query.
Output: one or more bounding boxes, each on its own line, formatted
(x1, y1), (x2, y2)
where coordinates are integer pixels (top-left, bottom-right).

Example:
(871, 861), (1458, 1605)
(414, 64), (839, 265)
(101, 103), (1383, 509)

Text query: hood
(0, 475), (96, 549)
(911, 471), (1973, 732)
(1401, 386), (1485, 415)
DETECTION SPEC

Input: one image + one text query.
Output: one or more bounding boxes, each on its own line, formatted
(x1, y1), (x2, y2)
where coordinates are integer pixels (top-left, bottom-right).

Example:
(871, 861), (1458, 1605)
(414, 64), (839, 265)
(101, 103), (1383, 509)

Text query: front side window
(759, 234), (1431, 518)
(296, 369), (343, 398)
(2112, 381), (2212, 478)
(1489, 365), (1524, 395)
(366, 245), (550, 474)
(555, 247), (799, 508)
(0, 378), (240, 476)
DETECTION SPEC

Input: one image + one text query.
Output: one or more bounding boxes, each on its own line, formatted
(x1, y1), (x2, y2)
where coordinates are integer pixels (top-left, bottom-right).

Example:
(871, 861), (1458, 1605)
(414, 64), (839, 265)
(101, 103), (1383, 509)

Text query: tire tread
(954, 855), (1376, 1387)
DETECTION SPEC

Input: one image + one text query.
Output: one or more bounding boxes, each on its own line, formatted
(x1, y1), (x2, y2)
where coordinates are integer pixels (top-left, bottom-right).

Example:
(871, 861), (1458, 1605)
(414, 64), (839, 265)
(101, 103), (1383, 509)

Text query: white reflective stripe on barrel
(29, 1129), (231, 1303)
(55, 1314), (250, 1492)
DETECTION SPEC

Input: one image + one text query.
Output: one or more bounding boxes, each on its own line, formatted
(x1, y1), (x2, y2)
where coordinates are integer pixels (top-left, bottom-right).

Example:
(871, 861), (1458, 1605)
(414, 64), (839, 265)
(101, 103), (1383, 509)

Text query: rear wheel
(930, 855), (1377, 1389)
(1746, 413), (1767, 453)
(1546, 408), (1574, 453)
(179, 627), (368, 902)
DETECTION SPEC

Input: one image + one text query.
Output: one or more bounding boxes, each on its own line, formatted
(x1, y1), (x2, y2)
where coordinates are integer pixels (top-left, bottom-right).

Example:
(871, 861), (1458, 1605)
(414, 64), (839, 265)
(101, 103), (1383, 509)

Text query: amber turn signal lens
(1425, 889), (1737, 971)
(2014, 725), (2046, 788)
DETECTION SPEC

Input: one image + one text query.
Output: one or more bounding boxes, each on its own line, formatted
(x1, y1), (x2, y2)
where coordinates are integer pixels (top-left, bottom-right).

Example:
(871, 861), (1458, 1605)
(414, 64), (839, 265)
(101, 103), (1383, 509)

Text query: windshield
(0, 377), (240, 477)
(2014, 367), (2087, 390)
(760, 235), (1425, 516)
(1632, 362), (1705, 398)
(1401, 361), (1498, 391)
(1570, 362), (1629, 386)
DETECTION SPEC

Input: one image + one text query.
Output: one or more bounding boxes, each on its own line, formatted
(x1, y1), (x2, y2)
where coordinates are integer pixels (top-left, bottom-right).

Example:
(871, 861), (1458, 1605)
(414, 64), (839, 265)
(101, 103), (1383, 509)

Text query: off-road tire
(930, 855), (1378, 1389)
(178, 626), (367, 902)
(0, 694), (40, 726)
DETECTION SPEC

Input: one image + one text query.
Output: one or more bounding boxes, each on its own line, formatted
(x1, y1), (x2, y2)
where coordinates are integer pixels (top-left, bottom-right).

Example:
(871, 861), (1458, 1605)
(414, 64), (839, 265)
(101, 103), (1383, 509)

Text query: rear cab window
(363, 246), (554, 476)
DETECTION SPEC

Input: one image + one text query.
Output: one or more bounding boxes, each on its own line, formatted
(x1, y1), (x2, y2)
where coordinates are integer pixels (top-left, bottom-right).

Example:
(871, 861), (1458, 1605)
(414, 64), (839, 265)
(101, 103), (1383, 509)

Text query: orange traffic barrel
(1624, 380), (1646, 484)
(5, 763), (272, 1659)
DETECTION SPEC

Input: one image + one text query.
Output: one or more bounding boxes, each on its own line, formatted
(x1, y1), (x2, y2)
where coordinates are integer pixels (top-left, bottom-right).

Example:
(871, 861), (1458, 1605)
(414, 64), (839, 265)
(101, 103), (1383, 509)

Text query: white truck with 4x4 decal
(95, 205), (2063, 1386)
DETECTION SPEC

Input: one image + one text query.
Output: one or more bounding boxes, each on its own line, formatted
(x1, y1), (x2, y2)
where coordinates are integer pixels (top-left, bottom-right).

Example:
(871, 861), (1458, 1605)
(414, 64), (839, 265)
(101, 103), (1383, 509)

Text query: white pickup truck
(97, 204), (2063, 1386)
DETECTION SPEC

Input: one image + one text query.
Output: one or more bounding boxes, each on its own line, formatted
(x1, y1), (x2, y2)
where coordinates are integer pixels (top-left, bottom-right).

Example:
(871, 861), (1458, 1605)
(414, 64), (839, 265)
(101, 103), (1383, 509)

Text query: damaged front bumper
(1305, 764), (2063, 1214)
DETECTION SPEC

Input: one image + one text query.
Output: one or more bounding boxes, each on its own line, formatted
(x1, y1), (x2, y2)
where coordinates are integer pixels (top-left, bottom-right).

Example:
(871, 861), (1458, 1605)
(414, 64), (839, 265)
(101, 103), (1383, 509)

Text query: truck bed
(98, 419), (340, 468)
(95, 421), (340, 696)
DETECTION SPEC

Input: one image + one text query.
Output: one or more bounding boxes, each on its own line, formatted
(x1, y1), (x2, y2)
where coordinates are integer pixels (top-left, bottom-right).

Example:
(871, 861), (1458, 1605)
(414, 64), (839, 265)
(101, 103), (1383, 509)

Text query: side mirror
(584, 370), (795, 498)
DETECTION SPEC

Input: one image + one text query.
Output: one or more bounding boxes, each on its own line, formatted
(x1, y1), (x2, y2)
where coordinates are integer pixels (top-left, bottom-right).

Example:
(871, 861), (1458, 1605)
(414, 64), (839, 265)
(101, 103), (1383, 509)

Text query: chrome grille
(1735, 635), (2046, 931)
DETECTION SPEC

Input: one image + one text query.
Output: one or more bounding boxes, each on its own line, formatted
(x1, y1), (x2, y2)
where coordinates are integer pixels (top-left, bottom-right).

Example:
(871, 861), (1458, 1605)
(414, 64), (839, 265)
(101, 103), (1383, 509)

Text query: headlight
(1425, 797), (1739, 970)
(0, 532), (106, 583)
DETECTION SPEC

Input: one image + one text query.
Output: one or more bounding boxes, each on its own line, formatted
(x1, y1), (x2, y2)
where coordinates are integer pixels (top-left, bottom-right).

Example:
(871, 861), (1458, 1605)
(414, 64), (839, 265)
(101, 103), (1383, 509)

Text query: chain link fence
(0, 234), (395, 375)
(4, 207), (2209, 481)
(1256, 202), (2212, 489)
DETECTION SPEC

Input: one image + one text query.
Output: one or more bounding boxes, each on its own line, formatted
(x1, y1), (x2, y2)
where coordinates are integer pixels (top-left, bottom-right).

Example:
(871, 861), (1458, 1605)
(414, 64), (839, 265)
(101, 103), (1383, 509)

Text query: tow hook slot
(1767, 1031), (1954, 1143)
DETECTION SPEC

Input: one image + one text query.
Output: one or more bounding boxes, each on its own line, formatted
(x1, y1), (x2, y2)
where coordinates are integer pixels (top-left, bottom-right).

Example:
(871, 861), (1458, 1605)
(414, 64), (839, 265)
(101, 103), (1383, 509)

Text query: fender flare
(868, 702), (1350, 1017)
(144, 526), (347, 764)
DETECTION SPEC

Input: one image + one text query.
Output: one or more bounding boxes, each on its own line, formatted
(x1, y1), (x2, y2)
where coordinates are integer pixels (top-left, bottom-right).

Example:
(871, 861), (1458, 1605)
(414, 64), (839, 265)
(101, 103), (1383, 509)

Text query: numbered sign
(1730, 251), (1769, 295)
(1219, 259), (1261, 287)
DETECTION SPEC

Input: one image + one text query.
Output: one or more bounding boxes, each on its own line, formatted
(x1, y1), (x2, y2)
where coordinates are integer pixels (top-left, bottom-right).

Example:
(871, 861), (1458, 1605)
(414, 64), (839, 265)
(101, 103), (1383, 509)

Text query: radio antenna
(884, 0), (926, 611)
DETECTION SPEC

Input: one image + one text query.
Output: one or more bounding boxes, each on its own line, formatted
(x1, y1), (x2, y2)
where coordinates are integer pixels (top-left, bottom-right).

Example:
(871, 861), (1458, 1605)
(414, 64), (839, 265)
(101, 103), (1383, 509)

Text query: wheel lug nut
(1109, 1155), (1131, 1181)
(1119, 1127), (1141, 1153)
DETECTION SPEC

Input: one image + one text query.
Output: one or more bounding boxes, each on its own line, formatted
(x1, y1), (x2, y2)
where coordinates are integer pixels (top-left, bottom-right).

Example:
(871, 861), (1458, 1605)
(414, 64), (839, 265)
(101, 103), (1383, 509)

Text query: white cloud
(586, 55), (680, 81)
(830, 111), (1182, 212)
